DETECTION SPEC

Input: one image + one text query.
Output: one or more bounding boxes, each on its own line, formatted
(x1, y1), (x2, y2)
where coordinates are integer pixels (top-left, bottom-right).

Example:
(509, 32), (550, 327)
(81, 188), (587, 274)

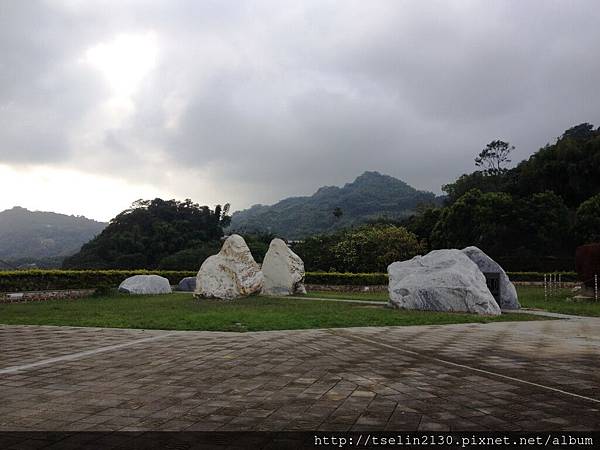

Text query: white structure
(388, 249), (501, 316)
(462, 246), (520, 309)
(262, 238), (306, 296)
(195, 234), (263, 299)
(118, 275), (172, 295)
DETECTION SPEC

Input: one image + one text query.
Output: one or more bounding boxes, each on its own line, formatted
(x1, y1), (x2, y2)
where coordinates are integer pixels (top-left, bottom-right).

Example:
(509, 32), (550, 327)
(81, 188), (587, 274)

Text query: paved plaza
(1, 316), (599, 432)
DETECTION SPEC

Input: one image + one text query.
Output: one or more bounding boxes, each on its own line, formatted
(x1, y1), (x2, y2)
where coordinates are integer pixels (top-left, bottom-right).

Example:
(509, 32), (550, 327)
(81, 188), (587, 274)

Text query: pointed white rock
(195, 234), (263, 299)
(262, 238), (306, 296)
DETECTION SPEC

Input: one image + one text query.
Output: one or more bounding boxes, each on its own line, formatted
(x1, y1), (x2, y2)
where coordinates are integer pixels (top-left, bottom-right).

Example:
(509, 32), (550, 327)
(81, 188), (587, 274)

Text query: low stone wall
(0, 289), (96, 304)
(305, 284), (388, 292)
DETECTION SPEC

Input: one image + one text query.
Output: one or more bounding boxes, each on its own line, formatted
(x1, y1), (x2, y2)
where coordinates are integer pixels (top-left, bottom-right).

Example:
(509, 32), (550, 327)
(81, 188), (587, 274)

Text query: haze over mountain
(0, 207), (107, 268)
(229, 171), (441, 239)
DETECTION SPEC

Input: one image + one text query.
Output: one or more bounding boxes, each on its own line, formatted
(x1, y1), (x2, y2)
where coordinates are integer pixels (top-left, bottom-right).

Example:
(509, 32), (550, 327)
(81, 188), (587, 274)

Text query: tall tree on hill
(475, 140), (514, 176)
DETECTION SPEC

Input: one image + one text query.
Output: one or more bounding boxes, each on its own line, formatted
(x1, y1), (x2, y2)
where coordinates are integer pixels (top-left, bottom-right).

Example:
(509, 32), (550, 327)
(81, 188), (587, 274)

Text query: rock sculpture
(177, 276), (196, 292)
(194, 234), (263, 299)
(262, 238), (306, 296)
(388, 249), (501, 315)
(462, 246), (520, 309)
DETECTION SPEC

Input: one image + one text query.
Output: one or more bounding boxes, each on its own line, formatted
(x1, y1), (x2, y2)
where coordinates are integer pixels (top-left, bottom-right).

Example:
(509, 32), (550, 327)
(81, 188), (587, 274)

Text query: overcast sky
(1, 0), (599, 221)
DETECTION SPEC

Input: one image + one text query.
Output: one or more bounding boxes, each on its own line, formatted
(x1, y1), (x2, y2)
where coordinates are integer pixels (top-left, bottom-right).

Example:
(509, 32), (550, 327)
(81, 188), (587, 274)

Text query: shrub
(294, 224), (424, 272)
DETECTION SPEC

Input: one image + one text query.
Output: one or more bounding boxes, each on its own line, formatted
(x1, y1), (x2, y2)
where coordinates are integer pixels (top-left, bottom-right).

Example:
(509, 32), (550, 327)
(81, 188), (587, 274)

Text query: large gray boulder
(195, 234), (264, 299)
(387, 249), (501, 316)
(461, 246), (520, 309)
(118, 275), (172, 295)
(262, 238), (306, 296)
(177, 277), (196, 292)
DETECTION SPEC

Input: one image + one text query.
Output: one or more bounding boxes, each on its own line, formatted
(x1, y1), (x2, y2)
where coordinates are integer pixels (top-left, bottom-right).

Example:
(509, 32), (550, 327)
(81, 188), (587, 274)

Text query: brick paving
(1, 318), (599, 432)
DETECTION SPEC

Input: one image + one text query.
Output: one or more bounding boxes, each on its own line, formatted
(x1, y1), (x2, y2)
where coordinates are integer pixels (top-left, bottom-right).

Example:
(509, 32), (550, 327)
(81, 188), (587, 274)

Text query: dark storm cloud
(1, 0), (600, 209)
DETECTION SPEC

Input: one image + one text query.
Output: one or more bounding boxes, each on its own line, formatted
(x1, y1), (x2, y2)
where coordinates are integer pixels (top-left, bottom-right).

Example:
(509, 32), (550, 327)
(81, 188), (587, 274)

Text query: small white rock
(118, 275), (172, 295)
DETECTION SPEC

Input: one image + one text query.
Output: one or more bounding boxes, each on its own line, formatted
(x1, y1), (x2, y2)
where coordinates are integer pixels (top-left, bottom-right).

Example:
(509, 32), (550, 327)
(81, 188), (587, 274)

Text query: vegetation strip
(287, 296), (385, 305)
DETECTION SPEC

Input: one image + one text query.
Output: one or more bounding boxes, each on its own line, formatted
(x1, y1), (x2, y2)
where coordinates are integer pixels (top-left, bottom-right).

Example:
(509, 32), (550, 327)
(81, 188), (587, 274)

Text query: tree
(441, 170), (512, 205)
(562, 123), (595, 141)
(333, 207), (343, 220)
(63, 198), (229, 269)
(512, 125), (600, 207)
(574, 194), (600, 244)
(430, 189), (571, 262)
(475, 140), (514, 175)
(294, 224), (424, 272)
(401, 204), (441, 251)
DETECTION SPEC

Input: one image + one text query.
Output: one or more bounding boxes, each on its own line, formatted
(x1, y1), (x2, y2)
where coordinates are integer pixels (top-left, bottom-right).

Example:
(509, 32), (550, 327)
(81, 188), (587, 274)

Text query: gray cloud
(1, 0), (600, 213)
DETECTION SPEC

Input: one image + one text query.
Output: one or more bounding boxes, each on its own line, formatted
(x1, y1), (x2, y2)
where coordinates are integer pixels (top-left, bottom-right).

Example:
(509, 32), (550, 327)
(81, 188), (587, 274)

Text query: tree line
(64, 123), (600, 272)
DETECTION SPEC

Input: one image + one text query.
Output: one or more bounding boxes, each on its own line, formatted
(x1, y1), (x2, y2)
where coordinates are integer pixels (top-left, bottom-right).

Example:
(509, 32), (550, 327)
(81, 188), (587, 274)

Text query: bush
(294, 224), (424, 272)
(506, 271), (577, 282)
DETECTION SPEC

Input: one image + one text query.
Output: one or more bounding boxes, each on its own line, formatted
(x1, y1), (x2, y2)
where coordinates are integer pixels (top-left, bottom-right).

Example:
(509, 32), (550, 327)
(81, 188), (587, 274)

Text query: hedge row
(507, 271), (577, 282)
(0, 269), (579, 292)
(0, 270), (196, 292)
(306, 271), (578, 285)
(304, 272), (388, 286)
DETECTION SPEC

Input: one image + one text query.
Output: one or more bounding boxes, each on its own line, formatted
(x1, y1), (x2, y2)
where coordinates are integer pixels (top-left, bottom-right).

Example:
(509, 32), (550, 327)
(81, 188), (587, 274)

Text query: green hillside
(229, 171), (440, 239)
(0, 207), (106, 267)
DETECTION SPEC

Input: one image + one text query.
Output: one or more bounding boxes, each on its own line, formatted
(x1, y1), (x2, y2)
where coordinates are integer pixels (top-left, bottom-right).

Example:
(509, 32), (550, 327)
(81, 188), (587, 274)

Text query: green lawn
(309, 286), (600, 317)
(0, 292), (546, 332)
(517, 285), (600, 316)
(305, 290), (388, 301)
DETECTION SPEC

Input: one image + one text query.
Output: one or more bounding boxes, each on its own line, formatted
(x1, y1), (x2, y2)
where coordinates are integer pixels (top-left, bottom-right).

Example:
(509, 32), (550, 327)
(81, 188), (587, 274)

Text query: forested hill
(229, 171), (440, 239)
(0, 207), (107, 266)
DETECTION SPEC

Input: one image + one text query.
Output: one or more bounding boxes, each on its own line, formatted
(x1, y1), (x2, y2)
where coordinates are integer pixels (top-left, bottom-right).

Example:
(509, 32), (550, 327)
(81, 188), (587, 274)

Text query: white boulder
(462, 246), (520, 310)
(387, 249), (501, 316)
(195, 234), (263, 299)
(118, 275), (172, 295)
(262, 238), (306, 296)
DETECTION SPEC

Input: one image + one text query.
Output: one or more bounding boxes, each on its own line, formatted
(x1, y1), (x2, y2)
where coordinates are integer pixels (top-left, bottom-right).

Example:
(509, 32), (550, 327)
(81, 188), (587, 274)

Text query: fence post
(559, 273), (562, 289)
(595, 274), (598, 302)
(544, 274), (547, 301)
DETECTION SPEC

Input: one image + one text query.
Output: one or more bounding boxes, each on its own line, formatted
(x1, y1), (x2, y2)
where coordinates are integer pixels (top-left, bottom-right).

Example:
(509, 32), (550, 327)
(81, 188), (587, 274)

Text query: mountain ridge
(0, 206), (107, 267)
(229, 171), (441, 239)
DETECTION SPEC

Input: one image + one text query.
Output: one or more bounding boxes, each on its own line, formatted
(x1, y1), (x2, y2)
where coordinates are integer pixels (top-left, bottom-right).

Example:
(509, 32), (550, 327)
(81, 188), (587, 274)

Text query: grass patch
(305, 290), (388, 302)
(517, 285), (600, 317)
(309, 286), (600, 318)
(0, 292), (546, 332)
